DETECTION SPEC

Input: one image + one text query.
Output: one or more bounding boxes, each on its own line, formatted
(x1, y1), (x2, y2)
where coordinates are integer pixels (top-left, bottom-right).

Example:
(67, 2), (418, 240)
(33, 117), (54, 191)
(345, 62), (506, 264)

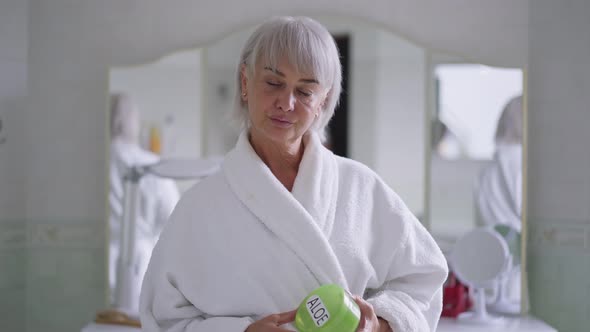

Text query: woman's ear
(240, 64), (248, 101)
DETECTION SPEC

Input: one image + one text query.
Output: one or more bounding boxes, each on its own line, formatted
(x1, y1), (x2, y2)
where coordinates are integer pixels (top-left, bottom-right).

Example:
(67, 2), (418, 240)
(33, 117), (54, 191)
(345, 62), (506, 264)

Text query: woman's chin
(263, 127), (301, 144)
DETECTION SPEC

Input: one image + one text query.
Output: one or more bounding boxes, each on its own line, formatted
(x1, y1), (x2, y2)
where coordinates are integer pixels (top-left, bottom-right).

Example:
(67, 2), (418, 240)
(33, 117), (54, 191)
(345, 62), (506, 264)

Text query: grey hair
(495, 95), (523, 145)
(110, 92), (130, 139)
(232, 16), (342, 141)
(110, 92), (139, 141)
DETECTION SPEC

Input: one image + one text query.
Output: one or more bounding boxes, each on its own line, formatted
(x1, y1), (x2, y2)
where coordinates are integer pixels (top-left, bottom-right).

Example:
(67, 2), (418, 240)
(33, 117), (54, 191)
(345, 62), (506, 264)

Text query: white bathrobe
(475, 143), (523, 302)
(140, 132), (448, 332)
(475, 143), (522, 232)
(109, 139), (180, 309)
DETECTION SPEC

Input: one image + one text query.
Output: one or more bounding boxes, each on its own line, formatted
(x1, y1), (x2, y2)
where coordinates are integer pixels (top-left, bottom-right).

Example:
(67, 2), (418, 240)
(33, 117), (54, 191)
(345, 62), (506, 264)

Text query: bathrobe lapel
(223, 132), (347, 289)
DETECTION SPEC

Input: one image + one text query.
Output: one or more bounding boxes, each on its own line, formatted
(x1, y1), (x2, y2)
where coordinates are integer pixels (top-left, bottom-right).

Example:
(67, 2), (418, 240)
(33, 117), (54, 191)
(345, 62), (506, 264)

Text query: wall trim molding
(0, 221), (104, 249)
(528, 220), (590, 252)
(27, 222), (103, 249)
(0, 222), (26, 249)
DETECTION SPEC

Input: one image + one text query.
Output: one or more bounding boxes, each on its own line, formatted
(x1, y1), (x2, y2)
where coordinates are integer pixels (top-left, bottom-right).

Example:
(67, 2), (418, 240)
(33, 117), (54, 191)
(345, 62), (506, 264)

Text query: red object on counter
(441, 272), (473, 318)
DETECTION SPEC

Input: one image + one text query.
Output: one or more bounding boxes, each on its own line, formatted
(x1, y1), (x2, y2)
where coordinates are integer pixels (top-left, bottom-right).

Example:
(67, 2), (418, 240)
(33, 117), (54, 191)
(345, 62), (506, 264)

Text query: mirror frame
(423, 52), (528, 313)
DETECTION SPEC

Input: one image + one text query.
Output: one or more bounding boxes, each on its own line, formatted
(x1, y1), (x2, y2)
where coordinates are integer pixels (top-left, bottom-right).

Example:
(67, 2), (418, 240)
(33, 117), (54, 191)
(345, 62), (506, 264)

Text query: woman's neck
(249, 130), (304, 191)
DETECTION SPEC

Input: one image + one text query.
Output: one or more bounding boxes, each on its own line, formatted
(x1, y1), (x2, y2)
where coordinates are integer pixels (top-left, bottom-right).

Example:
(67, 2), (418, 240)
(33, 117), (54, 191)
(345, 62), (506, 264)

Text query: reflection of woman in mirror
(474, 95), (523, 304)
(140, 17), (447, 332)
(475, 95), (523, 232)
(109, 93), (180, 307)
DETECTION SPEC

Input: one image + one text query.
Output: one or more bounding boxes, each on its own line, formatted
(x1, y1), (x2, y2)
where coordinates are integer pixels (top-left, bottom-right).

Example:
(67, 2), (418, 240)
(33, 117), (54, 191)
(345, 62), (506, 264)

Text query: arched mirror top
(98, 1), (527, 68)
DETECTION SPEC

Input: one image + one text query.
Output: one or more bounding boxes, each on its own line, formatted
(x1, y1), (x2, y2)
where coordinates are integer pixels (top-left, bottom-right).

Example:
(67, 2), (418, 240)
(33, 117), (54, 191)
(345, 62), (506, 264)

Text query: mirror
(106, 16), (428, 311)
(108, 50), (207, 309)
(451, 229), (509, 287)
(427, 55), (523, 239)
(427, 53), (525, 313)
(450, 228), (510, 324)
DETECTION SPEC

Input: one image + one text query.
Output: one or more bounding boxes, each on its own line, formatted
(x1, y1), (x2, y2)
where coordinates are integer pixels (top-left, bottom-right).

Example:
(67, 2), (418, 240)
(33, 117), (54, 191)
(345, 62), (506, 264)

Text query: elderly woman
(475, 95), (523, 232)
(474, 95), (523, 305)
(140, 16), (447, 332)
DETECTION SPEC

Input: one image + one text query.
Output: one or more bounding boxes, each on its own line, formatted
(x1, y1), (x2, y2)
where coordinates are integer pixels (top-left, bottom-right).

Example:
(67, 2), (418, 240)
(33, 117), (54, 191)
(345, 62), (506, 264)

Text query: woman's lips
(269, 116), (293, 128)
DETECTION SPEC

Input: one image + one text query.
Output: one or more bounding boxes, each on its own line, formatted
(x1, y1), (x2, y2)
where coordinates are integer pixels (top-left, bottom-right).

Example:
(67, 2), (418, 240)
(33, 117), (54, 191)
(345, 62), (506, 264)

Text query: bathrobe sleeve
(365, 180), (448, 332)
(139, 192), (254, 332)
(140, 279), (253, 332)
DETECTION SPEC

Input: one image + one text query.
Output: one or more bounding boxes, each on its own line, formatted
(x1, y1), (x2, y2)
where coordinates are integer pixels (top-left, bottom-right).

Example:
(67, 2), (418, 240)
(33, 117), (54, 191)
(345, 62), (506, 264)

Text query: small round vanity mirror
(449, 228), (510, 325)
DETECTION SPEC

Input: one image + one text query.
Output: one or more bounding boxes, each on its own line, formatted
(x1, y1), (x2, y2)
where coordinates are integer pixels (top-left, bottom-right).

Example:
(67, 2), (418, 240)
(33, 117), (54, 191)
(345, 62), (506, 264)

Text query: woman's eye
(298, 90), (312, 97)
(266, 81), (281, 87)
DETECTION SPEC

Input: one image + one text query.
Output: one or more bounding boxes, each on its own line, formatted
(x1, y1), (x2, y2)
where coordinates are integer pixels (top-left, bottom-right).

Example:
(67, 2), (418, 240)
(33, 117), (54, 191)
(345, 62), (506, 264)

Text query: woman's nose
(275, 90), (296, 112)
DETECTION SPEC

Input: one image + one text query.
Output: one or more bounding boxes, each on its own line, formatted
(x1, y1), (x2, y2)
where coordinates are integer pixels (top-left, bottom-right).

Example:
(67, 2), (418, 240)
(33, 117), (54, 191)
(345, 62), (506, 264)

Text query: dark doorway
(327, 35), (350, 157)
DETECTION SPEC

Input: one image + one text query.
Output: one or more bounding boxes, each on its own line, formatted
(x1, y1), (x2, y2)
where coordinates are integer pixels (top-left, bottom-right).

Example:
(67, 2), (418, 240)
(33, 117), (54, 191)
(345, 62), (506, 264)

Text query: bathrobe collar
(223, 131), (347, 289)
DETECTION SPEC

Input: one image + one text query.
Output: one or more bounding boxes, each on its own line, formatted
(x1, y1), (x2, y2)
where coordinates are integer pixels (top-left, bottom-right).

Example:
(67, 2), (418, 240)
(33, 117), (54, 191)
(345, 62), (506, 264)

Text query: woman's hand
(245, 310), (297, 332)
(353, 296), (393, 332)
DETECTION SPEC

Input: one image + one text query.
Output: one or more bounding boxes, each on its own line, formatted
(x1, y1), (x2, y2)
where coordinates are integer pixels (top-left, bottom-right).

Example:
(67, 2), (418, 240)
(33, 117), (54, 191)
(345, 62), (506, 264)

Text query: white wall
(0, 0), (27, 222)
(0, 0), (27, 331)
(201, 66), (242, 155)
(527, 1), (590, 331)
(374, 30), (426, 215)
(23, 2), (110, 330)
(201, 27), (252, 156)
(346, 23), (379, 169)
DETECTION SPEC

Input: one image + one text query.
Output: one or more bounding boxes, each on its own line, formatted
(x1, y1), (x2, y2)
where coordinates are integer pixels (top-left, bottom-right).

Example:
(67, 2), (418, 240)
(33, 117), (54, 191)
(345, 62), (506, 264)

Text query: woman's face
(241, 57), (327, 146)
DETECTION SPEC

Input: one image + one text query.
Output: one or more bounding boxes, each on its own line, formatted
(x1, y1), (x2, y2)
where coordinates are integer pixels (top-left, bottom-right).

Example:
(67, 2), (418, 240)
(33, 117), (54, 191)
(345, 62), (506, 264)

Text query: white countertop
(82, 315), (557, 332)
(81, 322), (140, 332)
(437, 316), (557, 332)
